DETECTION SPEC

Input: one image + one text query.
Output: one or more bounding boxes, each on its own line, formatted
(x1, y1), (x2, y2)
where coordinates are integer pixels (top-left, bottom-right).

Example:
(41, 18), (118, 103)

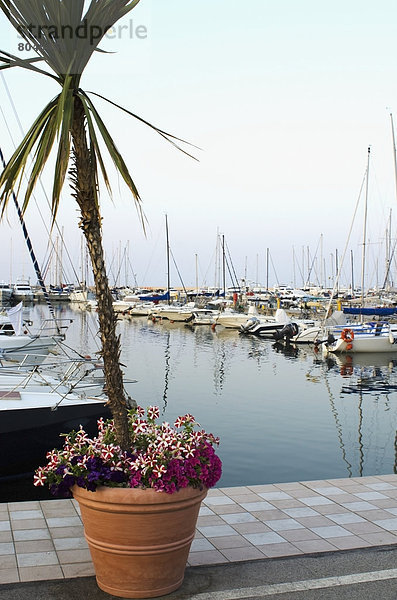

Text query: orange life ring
(341, 328), (354, 344)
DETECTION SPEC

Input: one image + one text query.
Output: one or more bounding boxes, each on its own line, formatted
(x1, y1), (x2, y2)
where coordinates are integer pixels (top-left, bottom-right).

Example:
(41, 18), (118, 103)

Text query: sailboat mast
(360, 146), (370, 309)
(165, 214), (170, 304)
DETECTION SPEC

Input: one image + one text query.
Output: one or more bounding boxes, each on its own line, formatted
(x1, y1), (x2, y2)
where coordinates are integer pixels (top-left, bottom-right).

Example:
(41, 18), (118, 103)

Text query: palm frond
(0, 0), (142, 79)
(0, 98), (58, 216)
(85, 90), (201, 161)
(80, 92), (145, 229)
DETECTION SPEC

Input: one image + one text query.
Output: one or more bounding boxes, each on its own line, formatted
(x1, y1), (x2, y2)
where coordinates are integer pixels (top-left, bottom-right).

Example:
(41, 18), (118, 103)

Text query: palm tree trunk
(70, 96), (131, 450)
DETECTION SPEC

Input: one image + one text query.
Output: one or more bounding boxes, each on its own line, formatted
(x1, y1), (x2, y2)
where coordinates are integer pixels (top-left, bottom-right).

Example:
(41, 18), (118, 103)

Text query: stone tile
(248, 484), (282, 493)
(310, 525), (352, 538)
(298, 496), (335, 507)
(210, 536), (253, 550)
(11, 519), (47, 531)
(0, 542), (14, 556)
(292, 539), (338, 553)
(268, 499), (305, 509)
(203, 496), (236, 507)
(331, 493), (362, 504)
(310, 487), (346, 496)
(359, 531), (397, 545)
(213, 505), (247, 515)
(19, 565), (64, 582)
(260, 542), (303, 558)
(386, 508), (397, 516)
(198, 506), (215, 516)
(259, 491), (292, 501)
(369, 499), (397, 509)
(0, 555), (17, 569)
(48, 526), (85, 539)
(197, 525), (238, 538)
(340, 501), (378, 512)
(342, 522), (385, 535)
(207, 489), (226, 496)
(228, 494), (262, 504)
(220, 486), (251, 496)
(315, 504), (351, 515)
(330, 536), (372, 550)
(239, 501), (274, 512)
(354, 492), (389, 501)
(53, 537), (88, 551)
(62, 562), (95, 578)
(326, 513), (365, 525)
(0, 567), (19, 584)
(56, 549), (92, 564)
(230, 522), (271, 535)
(40, 500), (77, 517)
(17, 551), (59, 567)
(15, 540), (54, 554)
(0, 522), (10, 532)
(190, 538), (215, 552)
(367, 483), (397, 491)
(220, 546), (266, 561)
(0, 532), (12, 543)
(243, 531), (286, 546)
(188, 550), (227, 566)
(275, 483), (310, 492)
(220, 513), (258, 525)
(355, 509), (394, 521)
(197, 515), (226, 527)
(13, 529), (51, 541)
(45, 517), (82, 528)
(295, 516), (335, 528)
(264, 519), (304, 532)
(282, 507), (319, 518)
(253, 509), (288, 521)
(8, 502), (41, 511)
(373, 518), (397, 531)
(282, 529), (322, 542)
(9, 510), (43, 521)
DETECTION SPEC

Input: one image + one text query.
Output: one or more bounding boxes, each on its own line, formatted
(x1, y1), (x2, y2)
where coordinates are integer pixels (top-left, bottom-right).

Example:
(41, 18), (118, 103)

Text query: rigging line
(268, 251), (280, 287)
(169, 247), (188, 296)
(0, 72), (80, 285)
(126, 256), (139, 288)
(224, 241), (240, 290)
(0, 145), (61, 332)
(323, 168), (367, 323)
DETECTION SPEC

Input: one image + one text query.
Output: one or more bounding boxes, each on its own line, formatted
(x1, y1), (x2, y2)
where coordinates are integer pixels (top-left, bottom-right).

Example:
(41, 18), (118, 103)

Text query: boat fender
(341, 328), (354, 343)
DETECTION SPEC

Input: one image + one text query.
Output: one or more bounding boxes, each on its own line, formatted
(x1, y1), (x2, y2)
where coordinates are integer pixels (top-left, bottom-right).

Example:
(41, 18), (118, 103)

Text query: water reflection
(14, 305), (397, 488)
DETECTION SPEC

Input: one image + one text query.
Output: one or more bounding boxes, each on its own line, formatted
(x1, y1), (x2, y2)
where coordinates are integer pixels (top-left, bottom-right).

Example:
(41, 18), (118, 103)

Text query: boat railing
(35, 318), (73, 338)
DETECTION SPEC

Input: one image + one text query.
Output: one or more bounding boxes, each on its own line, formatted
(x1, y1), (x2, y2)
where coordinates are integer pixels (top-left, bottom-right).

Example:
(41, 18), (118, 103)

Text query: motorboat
(0, 356), (136, 479)
(150, 303), (195, 322)
(0, 303), (69, 359)
(323, 321), (397, 354)
(0, 281), (13, 304)
(239, 308), (291, 338)
(12, 279), (34, 303)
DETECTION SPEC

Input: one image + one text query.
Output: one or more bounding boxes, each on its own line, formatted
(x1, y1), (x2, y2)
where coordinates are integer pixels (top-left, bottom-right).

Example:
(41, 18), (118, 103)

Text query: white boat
(239, 308), (290, 337)
(189, 308), (220, 325)
(0, 302), (69, 359)
(323, 322), (397, 354)
(213, 305), (260, 329)
(150, 303), (195, 322)
(12, 279), (34, 303)
(0, 282), (13, 304)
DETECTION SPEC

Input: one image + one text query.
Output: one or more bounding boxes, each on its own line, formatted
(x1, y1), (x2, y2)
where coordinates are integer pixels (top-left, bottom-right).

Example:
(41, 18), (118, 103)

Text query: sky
(1, 0), (397, 291)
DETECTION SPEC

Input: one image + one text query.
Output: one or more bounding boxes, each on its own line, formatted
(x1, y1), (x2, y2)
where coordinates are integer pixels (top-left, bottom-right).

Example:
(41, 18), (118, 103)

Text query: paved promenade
(2, 474), (397, 587)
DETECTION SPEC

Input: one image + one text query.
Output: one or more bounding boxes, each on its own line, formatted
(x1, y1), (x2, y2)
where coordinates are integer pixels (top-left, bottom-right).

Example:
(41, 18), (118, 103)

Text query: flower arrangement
(34, 406), (222, 497)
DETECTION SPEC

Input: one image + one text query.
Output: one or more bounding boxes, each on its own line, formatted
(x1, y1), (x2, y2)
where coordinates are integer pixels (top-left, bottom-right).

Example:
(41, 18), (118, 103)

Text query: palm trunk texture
(70, 96), (131, 450)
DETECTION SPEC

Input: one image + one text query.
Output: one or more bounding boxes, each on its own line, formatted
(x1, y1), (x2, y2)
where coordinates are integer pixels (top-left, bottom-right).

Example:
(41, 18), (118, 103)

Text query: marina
(2, 302), (397, 502)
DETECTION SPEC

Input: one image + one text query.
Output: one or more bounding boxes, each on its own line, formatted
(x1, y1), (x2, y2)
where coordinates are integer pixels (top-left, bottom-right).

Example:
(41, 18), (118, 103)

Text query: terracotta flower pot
(72, 485), (207, 599)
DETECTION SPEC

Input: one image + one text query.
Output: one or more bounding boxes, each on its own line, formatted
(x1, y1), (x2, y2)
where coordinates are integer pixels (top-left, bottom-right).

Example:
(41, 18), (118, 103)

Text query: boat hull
(0, 400), (111, 478)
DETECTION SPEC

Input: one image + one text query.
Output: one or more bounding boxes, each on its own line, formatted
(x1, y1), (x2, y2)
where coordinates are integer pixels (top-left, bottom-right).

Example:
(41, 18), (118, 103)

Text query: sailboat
(325, 147), (397, 354)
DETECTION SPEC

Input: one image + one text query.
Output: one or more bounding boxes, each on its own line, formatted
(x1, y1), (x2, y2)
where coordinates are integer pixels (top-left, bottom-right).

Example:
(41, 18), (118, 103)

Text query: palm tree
(0, 0), (191, 449)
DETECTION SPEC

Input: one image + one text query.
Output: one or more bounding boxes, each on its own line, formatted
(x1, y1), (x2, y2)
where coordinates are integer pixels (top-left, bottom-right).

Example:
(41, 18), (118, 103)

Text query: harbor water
(4, 303), (397, 501)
